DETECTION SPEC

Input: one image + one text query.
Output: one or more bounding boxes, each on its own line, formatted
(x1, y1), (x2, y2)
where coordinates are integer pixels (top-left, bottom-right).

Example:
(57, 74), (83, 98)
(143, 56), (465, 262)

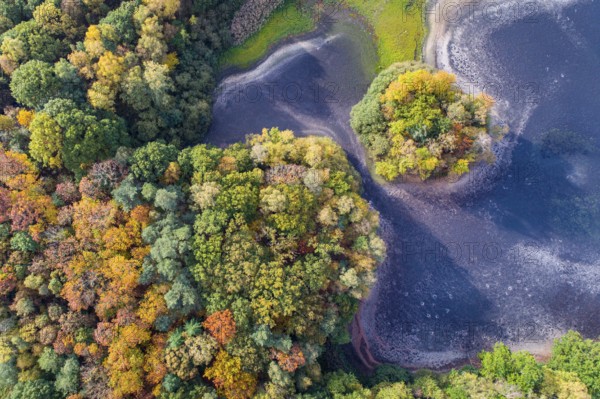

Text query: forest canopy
(0, 0), (245, 168)
(350, 61), (496, 181)
(0, 127), (385, 398)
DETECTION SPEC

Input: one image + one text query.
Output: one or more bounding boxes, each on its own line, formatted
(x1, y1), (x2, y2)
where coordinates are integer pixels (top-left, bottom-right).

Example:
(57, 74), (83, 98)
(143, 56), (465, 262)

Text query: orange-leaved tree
(203, 309), (237, 345)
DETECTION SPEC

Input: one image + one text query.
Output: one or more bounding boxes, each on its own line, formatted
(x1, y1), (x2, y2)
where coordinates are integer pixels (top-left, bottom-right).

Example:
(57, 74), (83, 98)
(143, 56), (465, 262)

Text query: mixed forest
(0, 0), (599, 398)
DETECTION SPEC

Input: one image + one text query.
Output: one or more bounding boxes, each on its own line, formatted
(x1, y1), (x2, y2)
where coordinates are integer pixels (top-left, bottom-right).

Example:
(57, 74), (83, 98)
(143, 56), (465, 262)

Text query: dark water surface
(206, 4), (600, 368)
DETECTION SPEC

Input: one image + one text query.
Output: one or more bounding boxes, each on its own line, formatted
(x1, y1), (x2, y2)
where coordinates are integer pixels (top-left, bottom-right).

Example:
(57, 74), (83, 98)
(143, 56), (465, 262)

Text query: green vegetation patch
(343, 0), (426, 68)
(220, 1), (316, 70)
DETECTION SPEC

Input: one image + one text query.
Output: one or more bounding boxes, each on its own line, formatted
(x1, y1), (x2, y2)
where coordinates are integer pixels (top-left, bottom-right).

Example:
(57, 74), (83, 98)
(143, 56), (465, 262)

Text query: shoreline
(423, 0), (490, 68)
(217, 4), (376, 80)
(422, 0), (440, 66)
(423, 0), (458, 67)
(217, 19), (327, 80)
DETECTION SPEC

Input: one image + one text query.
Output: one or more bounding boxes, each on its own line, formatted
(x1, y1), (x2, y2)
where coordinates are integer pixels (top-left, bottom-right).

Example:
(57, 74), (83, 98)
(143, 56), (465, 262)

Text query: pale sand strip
(423, 0), (482, 67)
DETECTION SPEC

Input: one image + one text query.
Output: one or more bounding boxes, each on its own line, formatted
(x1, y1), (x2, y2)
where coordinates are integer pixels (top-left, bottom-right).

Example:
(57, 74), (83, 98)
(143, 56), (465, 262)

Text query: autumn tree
(203, 309), (236, 345)
(204, 350), (258, 399)
(28, 112), (62, 168)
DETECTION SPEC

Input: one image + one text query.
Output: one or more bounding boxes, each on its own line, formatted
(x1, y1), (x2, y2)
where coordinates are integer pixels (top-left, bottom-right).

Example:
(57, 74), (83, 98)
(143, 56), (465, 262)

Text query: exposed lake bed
(206, 0), (600, 369)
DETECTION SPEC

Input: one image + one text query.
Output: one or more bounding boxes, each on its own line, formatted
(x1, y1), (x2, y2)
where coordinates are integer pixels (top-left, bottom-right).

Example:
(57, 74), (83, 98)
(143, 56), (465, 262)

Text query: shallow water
(206, 4), (600, 368)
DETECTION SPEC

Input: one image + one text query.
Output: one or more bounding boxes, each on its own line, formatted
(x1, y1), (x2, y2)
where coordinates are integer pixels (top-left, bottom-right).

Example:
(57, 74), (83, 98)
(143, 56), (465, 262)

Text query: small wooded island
(351, 62), (495, 181)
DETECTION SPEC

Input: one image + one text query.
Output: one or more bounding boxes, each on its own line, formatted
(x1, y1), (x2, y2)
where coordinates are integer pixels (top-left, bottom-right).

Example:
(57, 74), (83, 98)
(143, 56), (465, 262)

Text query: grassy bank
(219, 1), (316, 70)
(343, 0), (426, 69)
(219, 0), (426, 71)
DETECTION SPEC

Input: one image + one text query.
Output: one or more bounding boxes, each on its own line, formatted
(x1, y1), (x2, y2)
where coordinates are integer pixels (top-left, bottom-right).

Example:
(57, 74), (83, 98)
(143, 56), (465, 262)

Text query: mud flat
(207, 0), (600, 369)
